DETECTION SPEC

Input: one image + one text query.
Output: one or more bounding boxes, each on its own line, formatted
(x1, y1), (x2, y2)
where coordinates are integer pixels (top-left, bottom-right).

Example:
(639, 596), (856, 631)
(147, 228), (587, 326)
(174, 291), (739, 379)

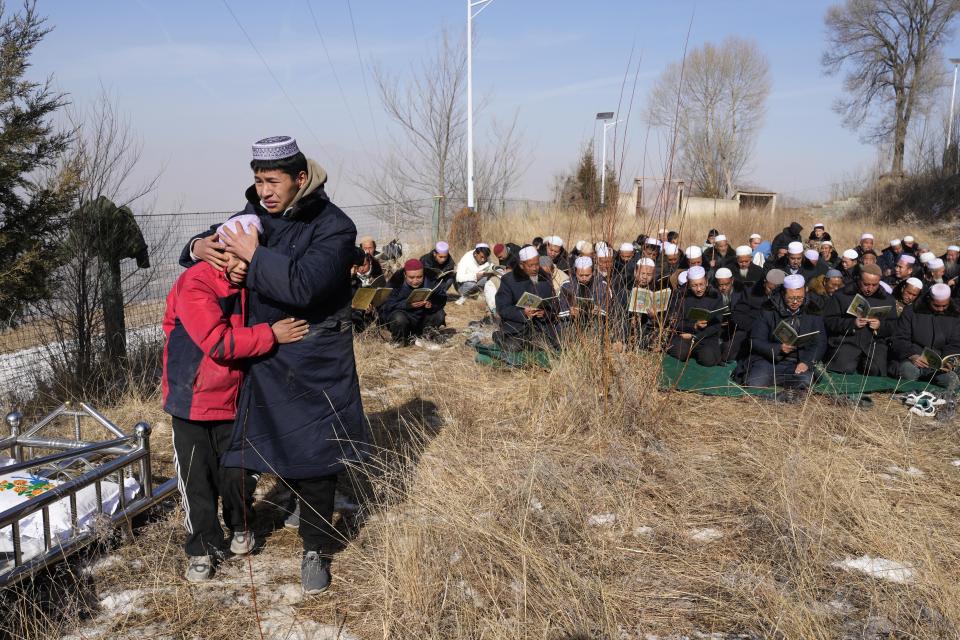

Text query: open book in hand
(628, 287), (671, 314)
(921, 347), (960, 370)
(846, 293), (892, 319)
(516, 291), (558, 310)
(773, 320), (819, 348)
(686, 305), (729, 322)
(351, 287), (392, 310)
(406, 279), (447, 305)
(575, 296), (607, 316)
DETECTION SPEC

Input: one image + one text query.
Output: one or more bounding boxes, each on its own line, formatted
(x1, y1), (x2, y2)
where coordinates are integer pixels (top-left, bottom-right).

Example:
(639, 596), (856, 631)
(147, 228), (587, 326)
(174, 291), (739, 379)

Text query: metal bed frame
(0, 402), (176, 587)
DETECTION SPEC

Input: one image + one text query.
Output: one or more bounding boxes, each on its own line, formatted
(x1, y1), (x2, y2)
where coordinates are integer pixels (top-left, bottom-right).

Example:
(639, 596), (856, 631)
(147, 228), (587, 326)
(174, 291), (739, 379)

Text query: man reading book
(558, 256), (610, 334)
(380, 258), (447, 346)
(745, 274), (825, 392)
(666, 265), (725, 366)
(493, 245), (559, 353)
(823, 264), (898, 376)
(891, 283), (960, 393)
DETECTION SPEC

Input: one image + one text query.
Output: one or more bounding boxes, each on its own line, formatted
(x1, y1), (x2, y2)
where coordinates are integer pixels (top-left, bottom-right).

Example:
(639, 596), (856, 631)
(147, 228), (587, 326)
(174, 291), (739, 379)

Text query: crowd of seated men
(349, 223), (960, 394)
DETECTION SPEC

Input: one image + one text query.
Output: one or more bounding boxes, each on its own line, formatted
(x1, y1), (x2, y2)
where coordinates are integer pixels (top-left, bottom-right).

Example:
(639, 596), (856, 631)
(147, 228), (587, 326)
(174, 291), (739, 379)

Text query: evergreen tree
(0, 2), (74, 325)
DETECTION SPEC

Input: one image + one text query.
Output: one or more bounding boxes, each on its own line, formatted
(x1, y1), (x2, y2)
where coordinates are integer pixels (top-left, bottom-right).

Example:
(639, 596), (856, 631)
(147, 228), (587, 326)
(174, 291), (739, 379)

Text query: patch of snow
(689, 528), (723, 543)
(951, 459), (960, 467)
(886, 465), (924, 477)
(82, 554), (124, 576)
(99, 589), (147, 616)
(832, 555), (915, 584)
(259, 605), (359, 640)
(632, 526), (654, 537)
(587, 513), (617, 527)
(528, 498), (544, 512)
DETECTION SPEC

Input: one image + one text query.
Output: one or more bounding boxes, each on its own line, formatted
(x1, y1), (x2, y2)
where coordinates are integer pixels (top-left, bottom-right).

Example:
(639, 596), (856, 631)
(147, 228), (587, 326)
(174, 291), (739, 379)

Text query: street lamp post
(467, 0), (496, 211)
(596, 112), (621, 207)
(950, 57), (960, 170)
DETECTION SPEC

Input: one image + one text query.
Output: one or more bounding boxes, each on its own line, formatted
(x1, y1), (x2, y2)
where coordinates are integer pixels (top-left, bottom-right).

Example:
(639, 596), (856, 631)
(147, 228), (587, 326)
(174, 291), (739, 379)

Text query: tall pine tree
(0, 1), (74, 325)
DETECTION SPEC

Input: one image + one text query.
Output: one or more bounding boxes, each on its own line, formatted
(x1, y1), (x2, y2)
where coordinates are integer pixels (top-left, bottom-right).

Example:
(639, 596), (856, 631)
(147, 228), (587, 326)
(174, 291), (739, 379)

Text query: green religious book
(846, 293), (892, 319)
(686, 305), (729, 322)
(921, 347), (960, 370)
(516, 291), (558, 310)
(351, 287), (392, 310)
(773, 320), (820, 348)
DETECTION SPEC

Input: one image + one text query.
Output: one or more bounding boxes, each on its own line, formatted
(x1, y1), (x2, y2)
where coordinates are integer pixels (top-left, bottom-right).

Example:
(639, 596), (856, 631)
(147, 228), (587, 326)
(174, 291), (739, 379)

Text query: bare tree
(362, 28), (527, 233)
(822, 0), (960, 177)
(647, 37), (771, 198)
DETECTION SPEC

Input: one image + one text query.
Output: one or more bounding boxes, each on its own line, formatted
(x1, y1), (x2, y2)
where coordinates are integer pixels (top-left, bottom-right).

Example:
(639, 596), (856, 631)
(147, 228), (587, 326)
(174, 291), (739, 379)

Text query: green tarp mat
(658, 355), (943, 397)
(473, 342), (552, 369)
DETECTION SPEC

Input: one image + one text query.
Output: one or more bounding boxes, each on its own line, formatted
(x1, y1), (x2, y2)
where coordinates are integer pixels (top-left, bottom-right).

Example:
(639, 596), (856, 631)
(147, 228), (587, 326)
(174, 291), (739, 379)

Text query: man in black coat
(703, 234), (737, 271)
(745, 274), (826, 390)
(191, 136), (369, 595)
(732, 245), (764, 287)
(543, 235), (570, 272)
(890, 283), (960, 392)
(380, 258), (447, 345)
(729, 269), (785, 365)
(822, 264), (898, 376)
(494, 245), (559, 352)
(419, 241), (457, 293)
(770, 222), (803, 257)
(666, 266), (724, 366)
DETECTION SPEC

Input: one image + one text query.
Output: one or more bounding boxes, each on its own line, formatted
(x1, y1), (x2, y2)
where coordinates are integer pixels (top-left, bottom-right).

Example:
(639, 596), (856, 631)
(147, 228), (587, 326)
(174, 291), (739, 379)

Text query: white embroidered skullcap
(252, 135), (300, 160)
(687, 265), (706, 280)
(804, 249), (819, 261)
(749, 233), (761, 240)
(898, 254), (916, 264)
(595, 245), (613, 258)
(518, 246), (539, 261)
(890, 238), (901, 246)
(904, 235), (915, 242)
(814, 222), (825, 228)
(906, 277), (923, 289)
(878, 280), (893, 294)
(644, 237), (659, 246)
(949, 245), (960, 252)
(435, 241), (449, 254)
(842, 249), (859, 260)
(920, 251), (935, 263)
(574, 256), (593, 269)
(783, 274), (805, 290)
(821, 239), (833, 246)
(475, 243), (490, 249)
(787, 241), (803, 254)
(685, 246), (702, 259)
(714, 234), (727, 242)
(575, 240), (588, 252)
(638, 258), (656, 268)
(678, 271), (689, 285)
(860, 233), (874, 240)
(735, 245), (752, 256)
(931, 283), (952, 300)
(714, 267), (732, 279)
(662, 242), (678, 256)
(928, 258), (945, 270)
(217, 214), (263, 241)
(619, 242), (634, 252)
(545, 235), (563, 247)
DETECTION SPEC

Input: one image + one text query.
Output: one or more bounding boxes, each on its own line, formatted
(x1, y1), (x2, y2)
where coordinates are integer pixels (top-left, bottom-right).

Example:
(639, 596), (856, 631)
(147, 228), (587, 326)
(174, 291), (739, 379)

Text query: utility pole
(467, 0), (496, 211)
(950, 58), (960, 171)
(596, 112), (621, 207)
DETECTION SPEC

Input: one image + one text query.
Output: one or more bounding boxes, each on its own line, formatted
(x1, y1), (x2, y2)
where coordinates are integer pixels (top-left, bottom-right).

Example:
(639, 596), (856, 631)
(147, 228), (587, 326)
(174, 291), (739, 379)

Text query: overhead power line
(344, 0), (382, 152)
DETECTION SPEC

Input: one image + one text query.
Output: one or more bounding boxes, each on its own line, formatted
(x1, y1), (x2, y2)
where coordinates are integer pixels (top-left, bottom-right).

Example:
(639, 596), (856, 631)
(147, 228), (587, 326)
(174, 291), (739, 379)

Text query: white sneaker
(230, 530), (255, 556)
(185, 555), (213, 582)
(455, 296), (467, 306)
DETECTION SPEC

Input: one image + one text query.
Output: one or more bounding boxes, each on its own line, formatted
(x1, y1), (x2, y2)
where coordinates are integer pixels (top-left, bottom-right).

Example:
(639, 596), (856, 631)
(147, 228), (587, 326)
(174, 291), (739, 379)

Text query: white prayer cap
(595, 241), (609, 251)
(217, 214), (263, 240)
(435, 241), (449, 254)
(804, 249), (819, 261)
(678, 271), (689, 285)
(898, 254), (916, 264)
(619, 242), (634, 252)
(928, 258), (945, 270)
(814, 222), (825, 228)
(638, 257), (656, 268)
(879, 280), (893, 294)
(931, 283), (952, 300)
(595, 245), (613, 258)
(949, 245), (960, 252)
(906, 277), (923, 289)
(518, 246), (538, 261)
(687, 265), (706, 280)
(904, 235), (915, 242)
(252, 135), (300, 160)
(545, 235), (563, 247)
(890, 238), (901, 246)
(714, 267), (733, 279)
(662, 242), (678, 255)
(714, 234), (727, 242)
(860, 233), (874, 241)
(842, 249), (859, 260)
(788, 241), (804, 254)
(644, 237), (659, 246)
(820, 239), (833, 246)
(783, 274), (805, 290)
(574, 256), (593, 269)
(749, 233), (762, 240)
(685, 246), (702, 259)
(658, 228), (667, 235)
(735, 245), (752, 256)
(475, 242), (490, 249)
(575, 240), (588, 252)
(920, 251), (935, 263)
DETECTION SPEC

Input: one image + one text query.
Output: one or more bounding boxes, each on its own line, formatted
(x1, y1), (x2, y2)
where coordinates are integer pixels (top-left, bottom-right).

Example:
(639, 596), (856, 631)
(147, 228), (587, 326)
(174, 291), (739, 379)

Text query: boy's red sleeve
(176, 274), (276, 363)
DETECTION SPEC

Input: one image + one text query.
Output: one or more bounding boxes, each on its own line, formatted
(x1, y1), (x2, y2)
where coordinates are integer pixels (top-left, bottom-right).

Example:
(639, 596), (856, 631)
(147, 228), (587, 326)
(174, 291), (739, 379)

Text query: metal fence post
(432, 196), (442, 243)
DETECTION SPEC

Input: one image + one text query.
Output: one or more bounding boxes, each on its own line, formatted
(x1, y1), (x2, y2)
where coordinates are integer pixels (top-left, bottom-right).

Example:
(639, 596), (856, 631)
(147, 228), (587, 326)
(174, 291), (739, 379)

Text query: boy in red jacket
(163, 215), (307, 582)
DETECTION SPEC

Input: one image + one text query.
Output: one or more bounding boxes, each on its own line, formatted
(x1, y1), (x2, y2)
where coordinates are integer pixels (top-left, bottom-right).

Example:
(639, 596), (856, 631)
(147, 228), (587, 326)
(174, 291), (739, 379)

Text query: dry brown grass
(3, 206), (960, 639)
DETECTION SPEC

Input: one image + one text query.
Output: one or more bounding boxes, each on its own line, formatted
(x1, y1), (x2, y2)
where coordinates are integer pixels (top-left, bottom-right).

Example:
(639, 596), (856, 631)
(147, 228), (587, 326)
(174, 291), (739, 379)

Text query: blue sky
(31, 0), (960, 213)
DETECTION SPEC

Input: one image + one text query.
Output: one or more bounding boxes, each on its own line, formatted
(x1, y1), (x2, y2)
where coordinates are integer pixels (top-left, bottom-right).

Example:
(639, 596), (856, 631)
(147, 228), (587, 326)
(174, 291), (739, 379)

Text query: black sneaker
(301, 551), (331, 595)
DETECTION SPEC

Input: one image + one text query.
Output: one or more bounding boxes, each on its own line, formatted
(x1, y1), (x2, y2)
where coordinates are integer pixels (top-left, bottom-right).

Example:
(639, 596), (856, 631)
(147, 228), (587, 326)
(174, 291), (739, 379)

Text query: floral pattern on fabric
(0, 475), (54, 497)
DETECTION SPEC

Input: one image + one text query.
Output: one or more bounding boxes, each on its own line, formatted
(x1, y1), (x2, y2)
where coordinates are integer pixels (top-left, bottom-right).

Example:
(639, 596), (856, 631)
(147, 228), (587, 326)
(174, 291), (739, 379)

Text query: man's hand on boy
(192, 236), (229, 271)
(272, 318), (309, 344)
(221, 224), (259, 263)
